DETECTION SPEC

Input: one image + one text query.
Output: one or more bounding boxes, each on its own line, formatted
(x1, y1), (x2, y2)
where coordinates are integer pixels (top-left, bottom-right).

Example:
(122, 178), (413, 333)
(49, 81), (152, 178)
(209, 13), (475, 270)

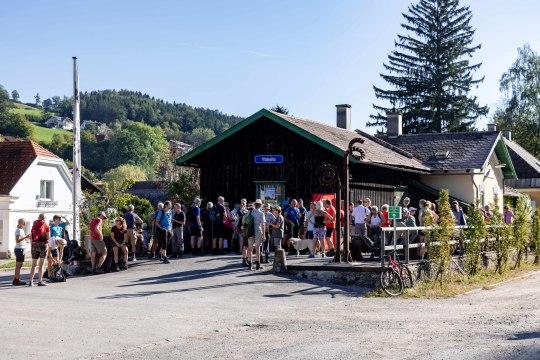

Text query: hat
(273, 206), (282, 211)
(193, 197), (201, 204)
(247, 203), (254, 209)
(254, 199), (263, 205)
(263, 203), (270, 208)
(99, 211), (108, 219)
(408, 207), (417, 212)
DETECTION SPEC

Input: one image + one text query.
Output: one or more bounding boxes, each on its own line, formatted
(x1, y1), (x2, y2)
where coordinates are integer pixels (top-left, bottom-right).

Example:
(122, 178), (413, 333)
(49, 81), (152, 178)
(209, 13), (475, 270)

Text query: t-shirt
(212, 204), (225, 223)
(265, 211), (275, 232)
(172, 211), (185, 229)
(298, 206), (307, 225)
(272, 215), (284, 239)
(252, 208), (266, 235)
(111, 226), (126, 243)
(90, 217), (103, 240)
(352, 205), (367, 224)
(14, 228), (29, 249)
(123, 212), (141, 229)
(190, 207), (201, 227)
(50, 222), (66, 238)
(326, 206), (336, 228)
(504, 210), (514, 224)
(305, 210), (315, 231)
(156, 210), (172, 231)
(285, 207), (300, 223)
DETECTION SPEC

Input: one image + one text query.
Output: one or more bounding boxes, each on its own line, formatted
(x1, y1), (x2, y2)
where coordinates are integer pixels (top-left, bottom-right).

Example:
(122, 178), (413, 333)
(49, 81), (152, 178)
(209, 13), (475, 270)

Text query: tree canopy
(0, 85), (33, 139)
(495, 44), (540, 156)
(370, 0), (488, 133)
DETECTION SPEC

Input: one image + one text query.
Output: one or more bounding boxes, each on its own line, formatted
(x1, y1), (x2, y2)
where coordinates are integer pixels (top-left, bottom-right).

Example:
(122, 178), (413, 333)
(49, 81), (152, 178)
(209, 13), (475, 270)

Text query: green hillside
(10, 102), (44, 117)
(31, 123), (72, 143)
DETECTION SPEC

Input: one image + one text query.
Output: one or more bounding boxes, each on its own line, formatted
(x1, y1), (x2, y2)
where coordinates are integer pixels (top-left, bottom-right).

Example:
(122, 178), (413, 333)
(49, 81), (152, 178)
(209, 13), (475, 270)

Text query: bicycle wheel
(400, 266), (414, 288)
(380, 267), (403, 296)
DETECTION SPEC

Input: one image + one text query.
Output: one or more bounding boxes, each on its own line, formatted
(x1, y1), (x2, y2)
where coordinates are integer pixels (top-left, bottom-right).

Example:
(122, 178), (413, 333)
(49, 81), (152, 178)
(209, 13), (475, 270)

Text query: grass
(9, 102), (44, 117)
(0, 261), (33, 269)
(374, 261), (540, 298)
(31, 123), (72, 143)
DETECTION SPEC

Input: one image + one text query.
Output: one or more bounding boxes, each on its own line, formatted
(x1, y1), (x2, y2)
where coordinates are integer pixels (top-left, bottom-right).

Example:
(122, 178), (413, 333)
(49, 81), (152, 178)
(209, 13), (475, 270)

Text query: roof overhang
(484, 133), (517, 179)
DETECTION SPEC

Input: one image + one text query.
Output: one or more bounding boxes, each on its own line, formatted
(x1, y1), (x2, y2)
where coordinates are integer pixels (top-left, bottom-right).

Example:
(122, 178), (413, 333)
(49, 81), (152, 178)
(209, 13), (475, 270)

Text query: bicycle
(417, 257), (432, 282)
(380, 250), (413, 296)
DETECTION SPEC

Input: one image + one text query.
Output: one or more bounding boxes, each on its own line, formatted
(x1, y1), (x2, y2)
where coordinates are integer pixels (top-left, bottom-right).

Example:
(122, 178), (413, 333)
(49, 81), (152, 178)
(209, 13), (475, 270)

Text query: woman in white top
(13, 218), (31, 286)
(366, 206), (386, 244)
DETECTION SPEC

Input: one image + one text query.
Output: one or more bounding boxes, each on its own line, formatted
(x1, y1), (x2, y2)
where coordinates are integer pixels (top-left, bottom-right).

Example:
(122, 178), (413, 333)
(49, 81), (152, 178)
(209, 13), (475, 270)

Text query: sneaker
(242, 258), (248, 267)
(95, 268), (105, 275)
(28, 281), (35, 287)
(321, 253), (326, 258)
(163, 257), (170, 264)
(120, 263), (128, 271)
(113, 265), (120, 272)
(308, 254), (315, 258)
(247, 261), (252, 270)
(132, 256), (137, 262)
(37, 281), (48, 287)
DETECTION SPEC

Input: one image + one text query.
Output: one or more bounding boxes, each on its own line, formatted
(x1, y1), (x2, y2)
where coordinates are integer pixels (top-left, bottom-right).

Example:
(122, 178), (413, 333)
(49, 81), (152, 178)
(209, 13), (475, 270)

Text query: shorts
(91, 239), (107, 254)
(313, 227), (326, 240)
(242, 235), (249, 247)
(325, 227), (335, 238)
(50, 248), (59, 257)
(285, 223), (300, 237)
(158, 228), (171, 251)
(298, 223), (305, 235)
(31, 243), (47, 259)
(14, 248), (25, 262)
(248, 233), (264, 247)
(212, 223), (224, 238)
(190, 225), (202, 238)
(273, 238), (282, 248)
(306, 230), (313, 240)
(126, 229), (137, 249)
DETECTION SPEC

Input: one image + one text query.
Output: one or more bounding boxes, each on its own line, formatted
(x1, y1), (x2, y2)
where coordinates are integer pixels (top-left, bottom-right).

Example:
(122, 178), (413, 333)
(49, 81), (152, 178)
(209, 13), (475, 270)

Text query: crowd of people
(13, 194), (516, 285)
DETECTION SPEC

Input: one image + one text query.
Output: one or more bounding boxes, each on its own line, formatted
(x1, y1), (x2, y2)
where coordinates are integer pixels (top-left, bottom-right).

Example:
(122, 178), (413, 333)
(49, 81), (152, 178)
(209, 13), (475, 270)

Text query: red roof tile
(0, 141), (59, 195)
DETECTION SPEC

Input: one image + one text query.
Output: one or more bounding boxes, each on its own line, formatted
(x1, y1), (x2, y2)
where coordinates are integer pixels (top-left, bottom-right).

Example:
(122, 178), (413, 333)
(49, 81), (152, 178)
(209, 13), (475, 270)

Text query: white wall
(0, 157), (73, 258)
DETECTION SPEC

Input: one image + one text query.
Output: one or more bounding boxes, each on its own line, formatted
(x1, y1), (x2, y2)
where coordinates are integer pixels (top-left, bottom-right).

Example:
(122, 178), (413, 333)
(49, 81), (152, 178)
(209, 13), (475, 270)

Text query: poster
(264, 187), (276, 200)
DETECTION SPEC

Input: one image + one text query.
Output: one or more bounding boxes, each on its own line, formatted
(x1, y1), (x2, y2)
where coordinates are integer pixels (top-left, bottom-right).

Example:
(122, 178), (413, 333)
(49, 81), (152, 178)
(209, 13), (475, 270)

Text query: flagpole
(72, 57), (82, 244)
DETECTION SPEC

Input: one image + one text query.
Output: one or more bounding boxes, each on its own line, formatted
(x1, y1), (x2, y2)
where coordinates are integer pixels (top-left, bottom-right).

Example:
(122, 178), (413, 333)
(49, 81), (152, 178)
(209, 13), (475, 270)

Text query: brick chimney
(336, 104), (351, 130)
(387, 112), (402, 137)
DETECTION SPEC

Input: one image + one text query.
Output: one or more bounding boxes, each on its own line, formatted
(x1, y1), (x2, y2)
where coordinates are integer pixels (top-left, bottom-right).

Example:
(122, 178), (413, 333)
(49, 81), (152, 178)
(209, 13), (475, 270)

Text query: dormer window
(434, 150), (450, 160)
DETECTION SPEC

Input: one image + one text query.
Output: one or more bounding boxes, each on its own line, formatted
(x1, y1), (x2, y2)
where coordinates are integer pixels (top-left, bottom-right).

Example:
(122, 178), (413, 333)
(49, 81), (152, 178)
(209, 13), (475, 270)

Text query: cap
(193, 197), (201, 204)
(99, 211), (108, 219)
(254, 199), (263, 205)
(408, 207), (417, 212)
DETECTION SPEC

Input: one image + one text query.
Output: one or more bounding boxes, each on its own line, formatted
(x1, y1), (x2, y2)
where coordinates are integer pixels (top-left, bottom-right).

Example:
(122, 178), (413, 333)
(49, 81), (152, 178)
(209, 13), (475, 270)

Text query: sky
(1, 0), (540, 134)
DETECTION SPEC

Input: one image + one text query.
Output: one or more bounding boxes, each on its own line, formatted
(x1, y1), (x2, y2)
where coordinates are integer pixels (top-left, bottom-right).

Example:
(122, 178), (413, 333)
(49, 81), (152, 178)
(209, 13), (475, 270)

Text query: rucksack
(241, 210), (255, 238)
(235, 209), (246, 233)
(186, 206), (196, 223)
(49, 265), (66, 282)
(31, 220), (48, 242)
(209, 208), (217, 223)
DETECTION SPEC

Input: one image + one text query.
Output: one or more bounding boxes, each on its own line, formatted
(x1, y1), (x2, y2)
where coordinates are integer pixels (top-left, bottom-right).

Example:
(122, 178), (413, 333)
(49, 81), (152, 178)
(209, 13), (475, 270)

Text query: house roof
(381, 131), (517, 178)
(0, 141), (59, 195)
(177, 109), (430, 173)
(504, 138), (540, 179)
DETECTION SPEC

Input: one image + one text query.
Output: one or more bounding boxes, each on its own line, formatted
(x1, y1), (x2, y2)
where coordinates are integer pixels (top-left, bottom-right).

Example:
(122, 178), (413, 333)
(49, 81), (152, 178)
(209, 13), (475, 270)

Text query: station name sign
(254, 155), (284, 164)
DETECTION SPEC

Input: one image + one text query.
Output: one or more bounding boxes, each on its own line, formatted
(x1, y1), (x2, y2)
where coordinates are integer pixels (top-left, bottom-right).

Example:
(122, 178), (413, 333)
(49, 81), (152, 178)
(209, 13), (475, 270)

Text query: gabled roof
(0, 141), (59, 195)
(177, 109), (430, 173)
(381, 131), (517, 179)
(504, 138), (540, 179)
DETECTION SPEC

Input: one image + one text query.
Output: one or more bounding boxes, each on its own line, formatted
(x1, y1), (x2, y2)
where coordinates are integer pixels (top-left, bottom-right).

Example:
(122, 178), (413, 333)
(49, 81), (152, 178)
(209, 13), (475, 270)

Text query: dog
(289, 238), (316, 256)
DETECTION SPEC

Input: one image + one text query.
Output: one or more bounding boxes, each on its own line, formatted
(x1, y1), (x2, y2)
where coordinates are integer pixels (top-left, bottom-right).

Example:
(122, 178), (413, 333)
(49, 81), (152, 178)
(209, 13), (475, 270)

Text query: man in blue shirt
(48, 215), (69, 278)
(155, 201), (173, 264)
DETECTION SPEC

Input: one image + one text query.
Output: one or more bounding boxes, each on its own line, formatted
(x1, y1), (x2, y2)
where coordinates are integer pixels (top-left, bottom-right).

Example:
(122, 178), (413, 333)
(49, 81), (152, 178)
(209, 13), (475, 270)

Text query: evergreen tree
(11, 90), (19, 102)
(270, 104), (289, 115)
(370, 0), (488, 133)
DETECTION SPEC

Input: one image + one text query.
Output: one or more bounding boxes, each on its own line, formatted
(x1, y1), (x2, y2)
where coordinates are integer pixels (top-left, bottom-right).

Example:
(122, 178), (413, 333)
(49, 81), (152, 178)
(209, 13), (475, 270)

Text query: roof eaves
(490, 133), (517, 180)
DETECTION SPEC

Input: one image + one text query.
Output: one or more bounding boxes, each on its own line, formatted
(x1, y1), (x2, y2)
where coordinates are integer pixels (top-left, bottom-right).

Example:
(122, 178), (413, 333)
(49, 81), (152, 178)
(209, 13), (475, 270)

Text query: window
(40, 180), (53, 200)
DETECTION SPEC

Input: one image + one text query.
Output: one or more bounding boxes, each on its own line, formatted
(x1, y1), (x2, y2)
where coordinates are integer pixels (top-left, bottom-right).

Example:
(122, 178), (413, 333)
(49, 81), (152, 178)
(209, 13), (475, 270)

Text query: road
(1, 254), (539, 360)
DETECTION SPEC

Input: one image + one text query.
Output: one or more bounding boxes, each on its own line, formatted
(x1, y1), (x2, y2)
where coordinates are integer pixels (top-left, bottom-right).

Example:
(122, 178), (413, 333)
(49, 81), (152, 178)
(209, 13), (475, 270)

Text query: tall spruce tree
(370, 0), (488, 133)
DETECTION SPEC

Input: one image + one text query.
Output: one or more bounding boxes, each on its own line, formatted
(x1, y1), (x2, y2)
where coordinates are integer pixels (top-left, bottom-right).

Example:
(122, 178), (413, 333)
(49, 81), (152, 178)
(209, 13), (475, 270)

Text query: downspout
(471, 172), (479, 206)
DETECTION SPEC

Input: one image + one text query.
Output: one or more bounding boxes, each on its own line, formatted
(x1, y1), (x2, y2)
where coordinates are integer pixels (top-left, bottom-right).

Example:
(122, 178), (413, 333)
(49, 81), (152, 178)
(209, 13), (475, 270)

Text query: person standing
(352, 200), (368, 236)
(211, 196), (226, 254)
(48, 215), (69, 261)
(247, 199), (266, 270)
(171, 203), (185, 258)
(29, 213), (50, 286)
(90, 212), (108, 274)
(111, 217), (128, 271)
(503, 205), (514, 224)
(13, 218), (30, 286)
(269, 206), (284, 252)
(262, 203), (275, 263)
(187, 198), (203, 255)
(147, 203), (163, 259)
(284, 199), (300, 252)
(123, 204), (143, 261)
(305, 202), (333, 258)
(304, 202), (316, 240)
(297, 199), (307, 240)
(322, 199), (336, 257)
(155, 200), (173, 264)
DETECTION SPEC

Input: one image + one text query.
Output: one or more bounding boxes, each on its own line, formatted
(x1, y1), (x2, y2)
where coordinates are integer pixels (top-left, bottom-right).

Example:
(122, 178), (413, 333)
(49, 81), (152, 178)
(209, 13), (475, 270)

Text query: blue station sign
(254, 155), (284, 164)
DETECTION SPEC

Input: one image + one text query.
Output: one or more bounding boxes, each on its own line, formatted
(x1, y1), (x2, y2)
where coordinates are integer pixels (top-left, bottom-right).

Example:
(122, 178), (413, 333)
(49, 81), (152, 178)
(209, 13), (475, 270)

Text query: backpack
(31, 220), (48, 242)
(235, 209), (246, 233)
(186, 206), (196, 223)
(49, 265), (67, 282)
(209, 208), (217, 223)
(242, 210), (255, 238)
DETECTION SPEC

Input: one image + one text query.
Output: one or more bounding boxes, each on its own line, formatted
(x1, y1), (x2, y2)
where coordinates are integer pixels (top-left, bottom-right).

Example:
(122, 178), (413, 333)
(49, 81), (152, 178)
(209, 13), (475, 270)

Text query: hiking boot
(28, 281), (35, 287)
(255, 262), (262, 270)
(247, 261), (252, 270)
(163, 257), (170, 264)
(120, 263), (128, 270)
(37, 281), (48, 287)
(242, 258), (248, 267)
(95, 268), (105, 275)
(326, 249), (335, 257)
(308, 254), (315, 258)
(13, 279), (26, 286)
(113, 264), (120, 272)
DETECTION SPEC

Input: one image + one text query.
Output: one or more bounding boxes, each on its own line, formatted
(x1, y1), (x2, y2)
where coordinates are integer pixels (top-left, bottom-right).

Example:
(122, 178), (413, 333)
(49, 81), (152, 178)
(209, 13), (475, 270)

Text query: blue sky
(1, 0), (540, 133)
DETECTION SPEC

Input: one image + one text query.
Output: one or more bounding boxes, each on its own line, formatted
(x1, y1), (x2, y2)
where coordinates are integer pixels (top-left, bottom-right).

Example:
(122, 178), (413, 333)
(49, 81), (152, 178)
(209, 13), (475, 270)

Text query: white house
(45, 116), (73, 131)
(0, 141), (73, 258)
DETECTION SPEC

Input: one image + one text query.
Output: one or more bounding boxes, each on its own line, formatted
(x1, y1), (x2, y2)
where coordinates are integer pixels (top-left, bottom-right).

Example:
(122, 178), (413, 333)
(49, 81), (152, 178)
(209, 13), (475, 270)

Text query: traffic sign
(254, 155), (284, 164)
(388, 206), (402, 220)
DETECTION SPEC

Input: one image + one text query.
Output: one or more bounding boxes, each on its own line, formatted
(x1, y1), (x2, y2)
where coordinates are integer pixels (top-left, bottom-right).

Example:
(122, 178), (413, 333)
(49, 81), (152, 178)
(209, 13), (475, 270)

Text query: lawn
(10, 102), (44, 117)
(31, 123), (72, 143)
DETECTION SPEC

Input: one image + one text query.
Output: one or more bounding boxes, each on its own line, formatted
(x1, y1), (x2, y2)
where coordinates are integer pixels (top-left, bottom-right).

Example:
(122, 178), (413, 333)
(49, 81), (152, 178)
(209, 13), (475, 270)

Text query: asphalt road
(1, 254), (539, 360)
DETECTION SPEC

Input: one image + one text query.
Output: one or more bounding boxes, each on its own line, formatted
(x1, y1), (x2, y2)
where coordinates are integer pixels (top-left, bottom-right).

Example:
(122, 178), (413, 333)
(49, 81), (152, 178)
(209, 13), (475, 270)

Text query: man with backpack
(211, 196), (226, 255)
(171, 203), (185, 258)
(123, 204), (143, 261)
(147, 202), (163, 258)
(28, 213), (50, 286)
(246, 199), (266, 270)
(154, 200), (173, 264)
(187, 198), (203, 255)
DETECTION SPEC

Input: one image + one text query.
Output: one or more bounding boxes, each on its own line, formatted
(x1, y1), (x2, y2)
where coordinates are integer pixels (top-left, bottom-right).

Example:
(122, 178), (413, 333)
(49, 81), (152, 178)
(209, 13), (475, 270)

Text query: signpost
(254, 155), (284, 164)
(388, 206), (402, 259)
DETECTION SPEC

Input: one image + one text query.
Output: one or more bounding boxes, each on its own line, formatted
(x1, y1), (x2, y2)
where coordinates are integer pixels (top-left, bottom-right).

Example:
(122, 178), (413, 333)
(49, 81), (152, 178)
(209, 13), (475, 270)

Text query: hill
(31, 123), (72, 143)
(9, 102), (45, 118)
